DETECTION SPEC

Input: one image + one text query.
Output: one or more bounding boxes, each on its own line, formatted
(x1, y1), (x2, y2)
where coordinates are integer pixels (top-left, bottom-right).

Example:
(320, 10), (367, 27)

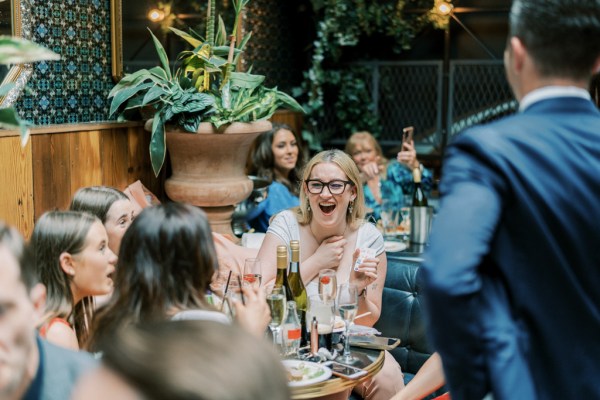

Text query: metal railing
(323, 60), (516, 154)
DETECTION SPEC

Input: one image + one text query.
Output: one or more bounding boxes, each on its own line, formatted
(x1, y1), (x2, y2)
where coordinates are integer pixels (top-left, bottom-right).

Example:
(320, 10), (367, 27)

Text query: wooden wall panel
(32, 133), (72, 219)
(69, 130), (103, 193)
(101, 128), (130, 190)
(0, 137), (34, 237)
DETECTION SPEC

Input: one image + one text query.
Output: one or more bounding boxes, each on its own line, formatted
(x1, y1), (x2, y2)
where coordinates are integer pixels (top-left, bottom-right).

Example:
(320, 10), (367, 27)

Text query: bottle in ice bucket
(282, 301), (301, 357)
(411, 168), (428, 207)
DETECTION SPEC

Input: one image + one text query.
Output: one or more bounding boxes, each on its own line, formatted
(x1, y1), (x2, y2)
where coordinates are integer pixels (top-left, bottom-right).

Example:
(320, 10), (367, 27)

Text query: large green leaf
(0, 36), (60, 64)
(275, 91), (305, 113)
(109, 82), (154, 116)
(169, 27), (203, 48)
(109, 69), (156, 97)
(142, 85), (167, 106)
(229, 72), (265, 89)
(147, 28), (172, 80)
(149, 115), (166, 177)
(215, 16), (227, 46)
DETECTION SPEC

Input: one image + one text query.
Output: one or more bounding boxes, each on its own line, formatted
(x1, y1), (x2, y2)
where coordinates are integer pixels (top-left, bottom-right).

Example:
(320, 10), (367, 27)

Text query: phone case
(349, 336), (401, 350)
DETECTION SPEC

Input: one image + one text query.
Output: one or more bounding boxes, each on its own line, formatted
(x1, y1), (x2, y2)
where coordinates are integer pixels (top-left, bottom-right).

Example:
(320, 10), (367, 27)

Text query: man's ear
(593, 56), (600, 74)
(30, 283), (46, 322)
(509, 36), (526, 74)
(59, 252), (76, 276)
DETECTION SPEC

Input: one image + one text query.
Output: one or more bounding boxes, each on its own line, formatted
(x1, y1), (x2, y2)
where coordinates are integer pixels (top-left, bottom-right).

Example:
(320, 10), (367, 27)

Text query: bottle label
(287, 328), (301, 340)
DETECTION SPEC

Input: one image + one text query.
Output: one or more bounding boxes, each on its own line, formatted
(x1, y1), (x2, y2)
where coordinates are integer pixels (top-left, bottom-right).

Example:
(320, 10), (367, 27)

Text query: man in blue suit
(422, 0), (600, 398)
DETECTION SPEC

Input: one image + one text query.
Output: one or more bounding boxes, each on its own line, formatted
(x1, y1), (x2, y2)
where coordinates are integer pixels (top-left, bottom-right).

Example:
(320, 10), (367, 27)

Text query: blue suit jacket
(422, 96), (600, 399)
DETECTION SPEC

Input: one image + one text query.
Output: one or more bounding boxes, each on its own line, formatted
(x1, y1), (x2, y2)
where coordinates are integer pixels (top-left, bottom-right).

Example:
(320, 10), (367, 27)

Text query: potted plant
(108, 0), (304, 234)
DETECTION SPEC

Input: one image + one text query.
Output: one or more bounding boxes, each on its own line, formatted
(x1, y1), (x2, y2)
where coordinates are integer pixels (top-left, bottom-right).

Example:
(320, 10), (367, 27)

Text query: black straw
(220, 270), (233, 312)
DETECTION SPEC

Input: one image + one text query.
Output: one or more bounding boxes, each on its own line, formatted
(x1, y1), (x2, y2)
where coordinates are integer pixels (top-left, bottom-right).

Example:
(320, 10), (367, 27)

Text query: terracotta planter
(164, 120), (272, 236)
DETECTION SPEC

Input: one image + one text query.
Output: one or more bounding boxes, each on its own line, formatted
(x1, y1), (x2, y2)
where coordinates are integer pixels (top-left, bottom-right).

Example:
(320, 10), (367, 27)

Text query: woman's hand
(232, 286), (271, 338)
(397, 140), (420, 170)
(349, 248), (379, 291)
(358, 157), (384, 181)
(312, 235), (347, 270)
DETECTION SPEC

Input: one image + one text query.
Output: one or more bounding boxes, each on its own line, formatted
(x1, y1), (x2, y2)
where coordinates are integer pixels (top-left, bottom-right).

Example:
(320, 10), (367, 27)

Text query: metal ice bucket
(410, 206), (433, 244)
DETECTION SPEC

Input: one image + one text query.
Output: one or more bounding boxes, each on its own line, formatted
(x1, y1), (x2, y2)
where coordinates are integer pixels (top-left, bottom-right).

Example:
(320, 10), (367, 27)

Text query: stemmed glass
(243, 258), (262, 289)
(266, 285), (287, 348)
(318, 269), (338, 302)
(337, 283), (358, 363)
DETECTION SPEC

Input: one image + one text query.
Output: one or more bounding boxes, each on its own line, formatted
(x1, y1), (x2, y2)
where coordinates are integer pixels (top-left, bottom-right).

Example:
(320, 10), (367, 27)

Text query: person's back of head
(509, 0), (600, 81)
(74, 320), (290, 400)
(87, 202), (218, 351)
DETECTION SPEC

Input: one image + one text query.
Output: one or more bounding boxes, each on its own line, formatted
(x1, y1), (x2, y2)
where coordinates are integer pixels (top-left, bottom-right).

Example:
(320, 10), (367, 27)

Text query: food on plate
(284, 362), (326, 382)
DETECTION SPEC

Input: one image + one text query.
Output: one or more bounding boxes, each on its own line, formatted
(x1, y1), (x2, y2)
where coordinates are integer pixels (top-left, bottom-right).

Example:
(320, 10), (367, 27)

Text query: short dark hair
(0, 222), (33, 290)
(509, 0), (600, 81)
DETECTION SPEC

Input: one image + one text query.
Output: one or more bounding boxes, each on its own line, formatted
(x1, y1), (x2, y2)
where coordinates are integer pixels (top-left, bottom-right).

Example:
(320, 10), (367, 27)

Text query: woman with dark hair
(86, 202), (270, 352)
(73, 320), (289, 400)
(31, 211), (117, 349)
(70, 186), (134, 256)
(245, 123), (304, 232)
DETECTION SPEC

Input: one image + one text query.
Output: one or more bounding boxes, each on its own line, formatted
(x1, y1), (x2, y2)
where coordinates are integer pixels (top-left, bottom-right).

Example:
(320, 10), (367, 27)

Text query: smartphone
(348, 336), (401, 350)
(324, 361), (368, 379)
(401, 126), (414, 151)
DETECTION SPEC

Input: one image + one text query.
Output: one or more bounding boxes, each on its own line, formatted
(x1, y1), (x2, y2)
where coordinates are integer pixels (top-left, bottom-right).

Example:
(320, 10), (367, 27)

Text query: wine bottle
(274, 244), (293, 301)
(287, 240), (308, 345)
(412, 168), (428, 207)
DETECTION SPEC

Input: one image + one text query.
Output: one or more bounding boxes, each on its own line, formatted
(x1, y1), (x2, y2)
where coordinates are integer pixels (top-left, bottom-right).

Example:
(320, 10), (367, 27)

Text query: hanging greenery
(296, 0), (436, 150)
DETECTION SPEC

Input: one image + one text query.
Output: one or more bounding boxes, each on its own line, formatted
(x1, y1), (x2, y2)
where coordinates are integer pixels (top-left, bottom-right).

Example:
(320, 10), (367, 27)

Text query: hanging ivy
(295, 0), (436, 150)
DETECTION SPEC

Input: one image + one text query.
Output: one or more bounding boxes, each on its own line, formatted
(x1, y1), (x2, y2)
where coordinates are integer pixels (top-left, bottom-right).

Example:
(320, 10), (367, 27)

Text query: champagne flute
(243, 258), (262, 289)
(318, 269), (337, 302)
(337, 283), (358, 362)
(266, 285), (287, 348)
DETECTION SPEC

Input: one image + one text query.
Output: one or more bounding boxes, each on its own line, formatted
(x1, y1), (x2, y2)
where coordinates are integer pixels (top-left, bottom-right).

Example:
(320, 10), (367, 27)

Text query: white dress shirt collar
(519, 86), (591, 112)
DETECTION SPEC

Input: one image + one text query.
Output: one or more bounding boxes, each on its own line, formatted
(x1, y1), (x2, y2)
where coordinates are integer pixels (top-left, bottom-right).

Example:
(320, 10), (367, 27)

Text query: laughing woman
(258, 149), (404, 400)
(30, 211), (118, 349)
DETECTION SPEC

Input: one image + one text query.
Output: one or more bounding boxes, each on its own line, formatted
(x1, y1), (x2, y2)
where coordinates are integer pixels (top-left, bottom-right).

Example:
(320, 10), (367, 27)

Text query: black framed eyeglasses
(305, 179), (354, 195)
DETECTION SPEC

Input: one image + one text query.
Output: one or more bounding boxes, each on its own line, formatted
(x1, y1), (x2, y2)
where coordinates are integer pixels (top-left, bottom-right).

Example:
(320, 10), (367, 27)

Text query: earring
(307, 204), (311, 212)
(348, 201), (354, 214)
(69, 269), (75, 276)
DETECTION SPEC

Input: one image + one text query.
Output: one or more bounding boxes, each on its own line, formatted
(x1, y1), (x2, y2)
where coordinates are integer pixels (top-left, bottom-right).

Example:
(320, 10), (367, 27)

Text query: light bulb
(437, 2), (453, 16)
(148, 9), (166, 22)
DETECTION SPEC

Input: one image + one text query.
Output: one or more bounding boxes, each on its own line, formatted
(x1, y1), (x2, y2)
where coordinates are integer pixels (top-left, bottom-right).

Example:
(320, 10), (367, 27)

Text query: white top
(267, 210), (385, 297)
(519, 85), (591, 112)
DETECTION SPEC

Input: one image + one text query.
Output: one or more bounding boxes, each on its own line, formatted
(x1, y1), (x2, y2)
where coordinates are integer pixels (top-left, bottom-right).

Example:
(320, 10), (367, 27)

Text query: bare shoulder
(46, 320), (79, 350)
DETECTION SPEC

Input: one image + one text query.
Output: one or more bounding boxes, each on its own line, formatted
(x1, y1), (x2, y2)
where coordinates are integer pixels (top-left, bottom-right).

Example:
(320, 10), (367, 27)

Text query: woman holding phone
(345, 130), (433, 221)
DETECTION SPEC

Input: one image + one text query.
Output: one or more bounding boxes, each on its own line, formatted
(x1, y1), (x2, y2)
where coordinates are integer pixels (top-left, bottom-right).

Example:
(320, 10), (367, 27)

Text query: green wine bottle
(274, 245), (293, 301)
(412, 168), (428, 207)
(287, 240), (308, 345)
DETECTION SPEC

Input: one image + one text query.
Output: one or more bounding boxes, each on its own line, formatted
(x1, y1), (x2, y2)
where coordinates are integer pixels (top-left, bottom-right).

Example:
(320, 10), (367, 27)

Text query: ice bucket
(410, 206), (433, 244)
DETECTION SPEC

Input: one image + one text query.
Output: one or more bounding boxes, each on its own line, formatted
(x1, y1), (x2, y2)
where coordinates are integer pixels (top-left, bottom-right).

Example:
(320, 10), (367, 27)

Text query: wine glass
(337, 283), (358, 362)
(266, 285), (287, 348)
(243, 258), (262, 289)
(318, 269), (337, 302)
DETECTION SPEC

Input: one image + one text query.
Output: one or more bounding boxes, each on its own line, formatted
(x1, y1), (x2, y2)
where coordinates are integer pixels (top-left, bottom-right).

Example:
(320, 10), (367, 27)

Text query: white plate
(282, 359), (332, 387)
(384, 241), (407, 253)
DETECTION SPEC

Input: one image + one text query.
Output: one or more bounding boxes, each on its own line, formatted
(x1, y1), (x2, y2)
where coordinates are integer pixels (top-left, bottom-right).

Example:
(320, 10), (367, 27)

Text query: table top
(290, 349), (384, 399)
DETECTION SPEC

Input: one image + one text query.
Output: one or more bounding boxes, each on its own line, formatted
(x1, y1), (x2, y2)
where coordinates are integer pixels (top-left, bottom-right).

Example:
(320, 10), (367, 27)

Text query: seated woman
(258, 149), (404, 400)
(73, 320), (290, 400)
(69, 186), (135, 256)
(30, 211), (118, 349)
(245, 123), (303, 232)
(345, 131), (433, 221)
(86, 203), (270, 352)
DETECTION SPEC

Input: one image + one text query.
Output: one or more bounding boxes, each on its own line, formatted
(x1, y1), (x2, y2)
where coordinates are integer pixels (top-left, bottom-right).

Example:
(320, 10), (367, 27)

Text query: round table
(290, 349), (384, 399)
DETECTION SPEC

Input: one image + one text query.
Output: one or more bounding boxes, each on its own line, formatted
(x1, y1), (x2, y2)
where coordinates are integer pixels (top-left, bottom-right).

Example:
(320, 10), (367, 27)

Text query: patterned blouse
(364, 161), (433, 221)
